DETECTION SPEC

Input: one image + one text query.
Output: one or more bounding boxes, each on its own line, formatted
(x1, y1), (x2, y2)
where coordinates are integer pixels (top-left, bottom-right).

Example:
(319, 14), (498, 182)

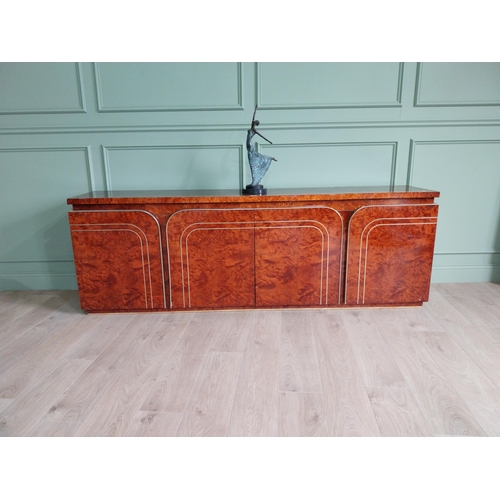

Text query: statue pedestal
(242, 184), (267, 195)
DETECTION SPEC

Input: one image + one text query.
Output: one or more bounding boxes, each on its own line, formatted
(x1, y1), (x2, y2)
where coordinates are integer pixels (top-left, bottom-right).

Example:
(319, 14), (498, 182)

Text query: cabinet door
(166, 209), (255, 309)
(255, 207), (344, 307)
(69, 210), (167, 312)
(345, 204), (438, 306)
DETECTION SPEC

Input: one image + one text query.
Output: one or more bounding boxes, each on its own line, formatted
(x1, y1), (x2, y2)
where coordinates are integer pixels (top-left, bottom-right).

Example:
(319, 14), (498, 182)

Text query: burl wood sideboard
(67, 186), (439, 313)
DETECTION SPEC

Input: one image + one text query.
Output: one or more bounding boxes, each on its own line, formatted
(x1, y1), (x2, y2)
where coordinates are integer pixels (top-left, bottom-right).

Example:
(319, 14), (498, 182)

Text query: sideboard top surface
(68, 185), (440, 205)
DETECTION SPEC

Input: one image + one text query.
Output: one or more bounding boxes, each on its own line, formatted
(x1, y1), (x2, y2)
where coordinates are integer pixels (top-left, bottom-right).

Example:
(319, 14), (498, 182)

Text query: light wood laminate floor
(1, 283), (500, 437)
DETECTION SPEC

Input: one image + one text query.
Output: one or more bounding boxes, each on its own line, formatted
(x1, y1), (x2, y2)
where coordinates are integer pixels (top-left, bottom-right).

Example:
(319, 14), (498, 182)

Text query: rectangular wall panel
(0, 63), (85, 114)
(1, 62), (500, 289)
(257, 142), (396, 188)
(0, 148), (92, 289)
(95, 62), (243, 111)
(410, 141), (500, 282)
(258, 62), (403, 108)
(103, 145), (243, 190)
(415, 62), (500, 106)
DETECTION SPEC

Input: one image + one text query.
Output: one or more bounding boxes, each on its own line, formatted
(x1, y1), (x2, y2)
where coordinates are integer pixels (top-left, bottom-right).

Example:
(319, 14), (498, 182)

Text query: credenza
(67, 186), (439, 313)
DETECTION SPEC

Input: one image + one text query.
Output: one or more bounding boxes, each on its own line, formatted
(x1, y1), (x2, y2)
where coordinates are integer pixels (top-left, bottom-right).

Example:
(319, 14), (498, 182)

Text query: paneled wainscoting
(1, 283), (500, 437)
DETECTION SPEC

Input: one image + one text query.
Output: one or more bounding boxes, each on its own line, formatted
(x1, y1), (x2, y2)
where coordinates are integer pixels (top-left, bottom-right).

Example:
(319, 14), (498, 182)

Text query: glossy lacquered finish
(345, 204), (439, 306)
(67, 186), (439, 312)
(254, 207), (343, 308)
(69, 210), (166, 312)
(166, 209), (256, 310)
(166, 207), (343, 310)
(68, 185), (440, 206)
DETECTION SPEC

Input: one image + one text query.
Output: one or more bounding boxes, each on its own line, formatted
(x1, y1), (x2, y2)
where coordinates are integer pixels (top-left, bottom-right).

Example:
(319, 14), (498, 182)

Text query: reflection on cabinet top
(68, 186), (440, 206)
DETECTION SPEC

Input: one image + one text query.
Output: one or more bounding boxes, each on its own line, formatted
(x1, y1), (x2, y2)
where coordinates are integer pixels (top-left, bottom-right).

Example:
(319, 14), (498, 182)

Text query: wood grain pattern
(0, 292), (78, 349)
(3, 286), (500, 436)
(25, 420), (80, 437)
(176, 351), (243, 436)
(0, 296), (91, 377)
(69, 210), (166, 312)
(73, 314), (191, 437)
(0, 358), (91, 437)
(226, 311), (281, 437)
(167, 206), (344, 310)
(435, 283), (500, 345)
(367, 386), (434, 437)
(181, 227), (254, 309)
(278, 391), (329, 437)
(0, 313), (103, 399)
(312, 311), (381, 436)
(398, 303), (444, 333)
(68, 186), (440, 206)
(0, 290), (57, 322)
(467, 283), (500, 326)
(373, 309), (487, 436)
(256, 225), (326, 307)
(44, 314), (146, 424)
(166, 209), (255, 309)
(280, 310), (322, 393)
(255, 207), (343, 307)
(345, 204), (438, 305)
(342, 309), (407, 389)
(0, 398), (13, 412)
(139, 312), (218, 413)
(424, 287), (500, 391)
(418, 329), (500, 436)
(483, 282), (500, 300)
(207, 310), (252, 353)
(69, 187), (439, 313)
(123, 411), (184, 437)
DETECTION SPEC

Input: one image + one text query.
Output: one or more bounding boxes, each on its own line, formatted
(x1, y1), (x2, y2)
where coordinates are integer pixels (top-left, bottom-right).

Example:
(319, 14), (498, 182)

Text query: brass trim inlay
(166, 206), (344, 309)
(71, 226), (150, 308)
(70, 209), (167, 308)
(345, 204), (438, 304)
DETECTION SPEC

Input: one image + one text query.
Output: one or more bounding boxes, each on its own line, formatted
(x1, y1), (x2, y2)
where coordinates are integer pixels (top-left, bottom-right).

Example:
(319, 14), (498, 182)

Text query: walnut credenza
(67, 187), (439, 313)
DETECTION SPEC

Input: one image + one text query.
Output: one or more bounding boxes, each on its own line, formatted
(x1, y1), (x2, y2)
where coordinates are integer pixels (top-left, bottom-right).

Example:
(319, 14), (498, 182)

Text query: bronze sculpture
(242, 106), (277, 195)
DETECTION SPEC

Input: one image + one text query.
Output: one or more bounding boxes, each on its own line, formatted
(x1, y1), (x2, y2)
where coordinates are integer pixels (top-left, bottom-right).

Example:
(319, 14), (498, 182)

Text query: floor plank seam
(171, 317), (225, 437)
(344, 318), (384, 437)
(308, 314), (331, 435)
(406, 322), (489, 436)
(224, 345), (251, 436)
(2, 285), (500, 436)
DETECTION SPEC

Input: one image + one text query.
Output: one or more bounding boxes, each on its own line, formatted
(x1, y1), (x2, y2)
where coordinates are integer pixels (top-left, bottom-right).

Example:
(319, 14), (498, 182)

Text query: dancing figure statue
(242, 106), (277, 195)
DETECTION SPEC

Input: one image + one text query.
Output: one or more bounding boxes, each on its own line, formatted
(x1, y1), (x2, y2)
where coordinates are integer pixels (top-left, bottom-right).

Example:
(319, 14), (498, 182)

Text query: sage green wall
(1, 62), (499, 289)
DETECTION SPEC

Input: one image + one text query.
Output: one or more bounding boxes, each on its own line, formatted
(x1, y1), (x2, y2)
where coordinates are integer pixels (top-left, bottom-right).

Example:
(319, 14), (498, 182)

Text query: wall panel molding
(414, 62), (500, 108)
(406, 139), (500, 187)
(431, 265), (500, 283)
(0, 63), (86, 115)
(1, 62), (500, 288)
(259, 141), (398, 188)
(408, 140), (500, 283)
(0, 146), (95, 289)
(0, 146), (95, 192)
(435, 251), (500, 256)
(432, 251), (500, 283)
(94, 63), (244, 112)
(0, 259), (76, 275)
(102, 144), (244, 191)
(0, 259), (77, 289)
(2, 119), (500, 136)
(257, 62), (404, 110)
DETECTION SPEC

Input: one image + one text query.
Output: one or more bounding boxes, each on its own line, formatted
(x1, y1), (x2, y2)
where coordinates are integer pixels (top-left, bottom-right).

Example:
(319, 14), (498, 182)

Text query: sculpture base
(242, 184), (267, 196)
